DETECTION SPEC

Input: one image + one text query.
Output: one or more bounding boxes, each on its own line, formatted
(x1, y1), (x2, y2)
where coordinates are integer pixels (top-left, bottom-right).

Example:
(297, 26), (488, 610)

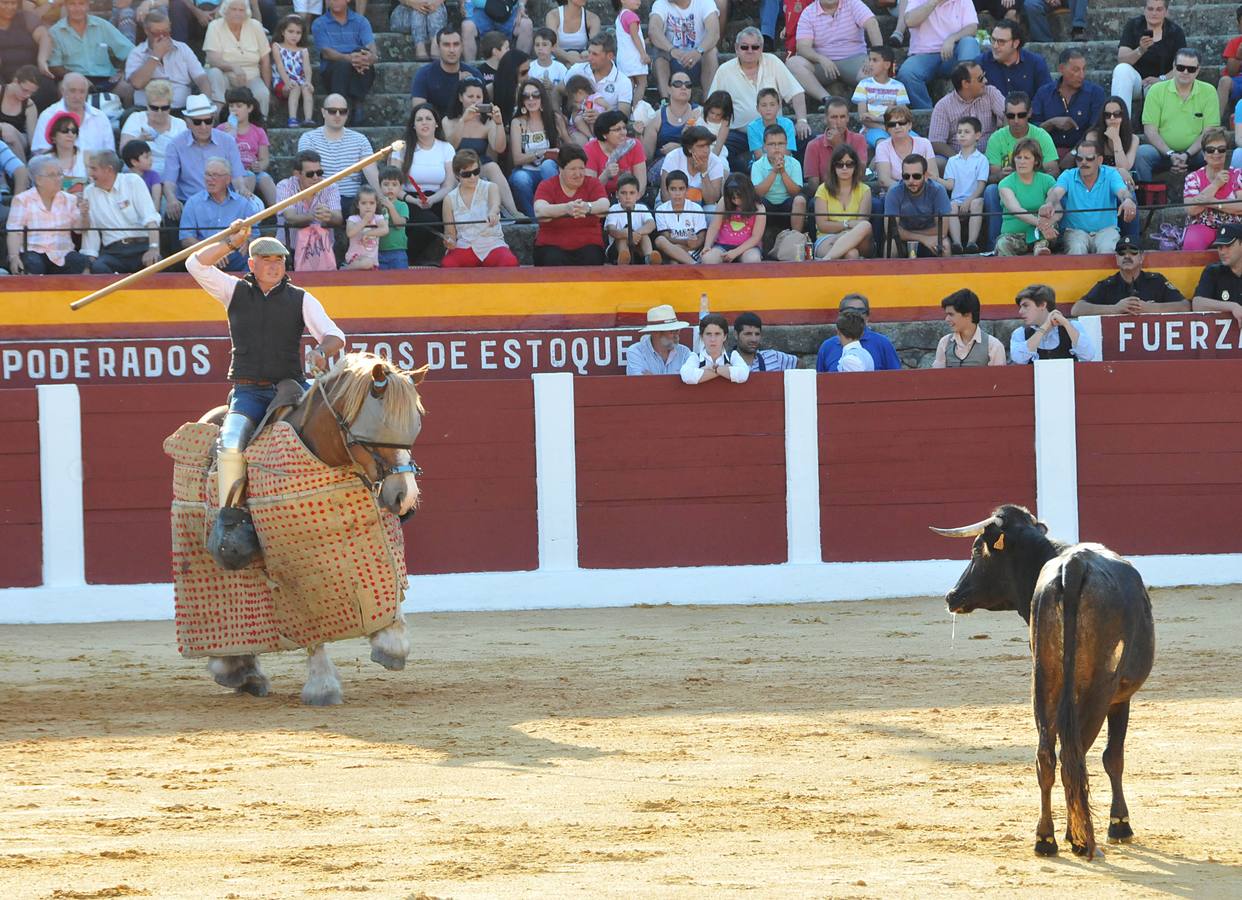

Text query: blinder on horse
(314, 378), (424, 499)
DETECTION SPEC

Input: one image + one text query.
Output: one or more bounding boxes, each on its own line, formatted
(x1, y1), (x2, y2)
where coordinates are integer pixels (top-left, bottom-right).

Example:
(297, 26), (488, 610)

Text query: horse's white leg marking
(302, 644), (343, 706)
(369, 606), (410, 671)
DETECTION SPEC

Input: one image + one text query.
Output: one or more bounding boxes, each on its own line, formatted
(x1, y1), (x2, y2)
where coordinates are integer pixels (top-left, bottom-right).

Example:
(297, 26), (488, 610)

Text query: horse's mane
(320, 352), (426, 434)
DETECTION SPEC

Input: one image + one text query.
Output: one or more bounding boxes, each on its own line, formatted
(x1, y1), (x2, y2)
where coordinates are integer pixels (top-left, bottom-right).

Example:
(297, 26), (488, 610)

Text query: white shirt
(655, 199), (706, 239)
(838, 341), (876, 372)
(604, 202), (654, 244)
(32, 102), (115, 155)
(395, 139), (455, 193)
(651, 0), (719, 51)
(528, 58), (569, 86)
(81, 172), (161, 256)
(680, 347), (750, 383)
(660, 146), (727, 194)
(120, 112), (188, 172)
(1008, 319), (1100, 364)
(567, 61), (634, 110)
(943, 148), (989, 204)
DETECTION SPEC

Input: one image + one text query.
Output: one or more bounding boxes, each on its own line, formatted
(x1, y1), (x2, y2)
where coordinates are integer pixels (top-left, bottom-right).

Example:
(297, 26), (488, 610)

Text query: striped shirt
(296, 127), (374, 199)
(7, 188), (80, 264)
(794, 0), (875, 60)
(626, 334), (693, 375)
(746, 348), (799, 371)
(927, 84), (1007, 151)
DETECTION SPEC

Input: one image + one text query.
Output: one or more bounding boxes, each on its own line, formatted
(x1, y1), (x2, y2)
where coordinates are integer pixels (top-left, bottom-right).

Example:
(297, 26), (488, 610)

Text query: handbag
(294, 223), (338, 272)
(483, 0), (517, 23)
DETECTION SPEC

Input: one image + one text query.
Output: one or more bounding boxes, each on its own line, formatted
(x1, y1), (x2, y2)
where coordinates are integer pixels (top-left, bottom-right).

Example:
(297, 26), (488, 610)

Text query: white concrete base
(3, 554), (1240, 624)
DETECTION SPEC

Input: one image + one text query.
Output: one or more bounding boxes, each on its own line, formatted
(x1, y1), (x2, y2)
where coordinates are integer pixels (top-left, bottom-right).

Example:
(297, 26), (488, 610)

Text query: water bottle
(699, 292), (710, 320)
(227, 113), (238, 129)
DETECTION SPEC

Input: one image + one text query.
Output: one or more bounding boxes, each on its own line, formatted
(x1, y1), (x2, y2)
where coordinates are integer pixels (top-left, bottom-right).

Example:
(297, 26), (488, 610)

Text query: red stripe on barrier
(0, 389), (41, 587)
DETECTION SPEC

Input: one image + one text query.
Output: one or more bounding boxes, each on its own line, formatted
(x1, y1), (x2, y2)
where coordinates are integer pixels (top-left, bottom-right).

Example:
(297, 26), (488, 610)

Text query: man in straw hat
(626, 303), (693, 375)
(186, 220), (346, 569)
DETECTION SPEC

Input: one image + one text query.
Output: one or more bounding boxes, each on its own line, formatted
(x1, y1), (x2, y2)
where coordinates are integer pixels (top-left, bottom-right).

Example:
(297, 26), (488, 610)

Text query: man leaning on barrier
(626, 304), (693, 375)
(1070, 236), (1188, 316)
(80, 150), (161, 274)
(1010, 283), (1099, 364)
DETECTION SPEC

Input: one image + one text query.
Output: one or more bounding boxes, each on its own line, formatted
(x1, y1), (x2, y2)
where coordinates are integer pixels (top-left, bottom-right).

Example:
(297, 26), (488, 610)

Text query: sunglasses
(1104, 110), (1125, 119)
(738, 43), (762, 50)
(302, 169), (324, 177)
(835, 160), (856, 168)
(324, 107), (348, 115)
(147, 104), (171, 112)
(457, 167), (481, 178)
(1076, 156), (1098, 164)
(670, 79), (692, 87)
(1174, 64), (1198, 73)
(57, 126), (79, 134)
(1005, 111), (1029, 119)
(902, 172), (924, 180)
(1205, 145), (1229, 154)
(189, 117), (213, 125)
(885, 120), (910, 127)
(522, 91), (540, 99)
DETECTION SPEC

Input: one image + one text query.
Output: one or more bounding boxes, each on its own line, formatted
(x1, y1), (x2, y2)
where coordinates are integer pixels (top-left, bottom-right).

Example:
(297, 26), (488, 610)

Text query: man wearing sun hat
(626, 304), (693, 375)
(187, 220), (346, 569)
(162, 93), (246, 221)
(1191, 223), (1242, 322)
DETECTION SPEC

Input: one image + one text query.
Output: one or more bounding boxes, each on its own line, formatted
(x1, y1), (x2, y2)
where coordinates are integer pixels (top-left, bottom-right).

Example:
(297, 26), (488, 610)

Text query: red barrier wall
(574, 375), (788, 568)
(1077, 360), (1242, 556)
(818, 369), (1037, 562)
(0, 389), (40, 587)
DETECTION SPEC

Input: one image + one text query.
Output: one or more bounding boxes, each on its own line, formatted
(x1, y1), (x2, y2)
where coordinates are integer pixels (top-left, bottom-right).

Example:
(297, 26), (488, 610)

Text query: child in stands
(853, 46), (909, 148)
(344, 186), (389, 269)
(530, 27), (569, 95)
(941, 115), (988, 254)
(121, 139), (162, 210)
(377, 165), (410, 270)
(747, 88), (794, 161)
(217, 86), (276, 206)
(613, 0), (650, 104)
(478, 32), (509, 95)
(272, 14), (315, 127)
(565, 74), (599, 146)
(605, 173), (659, 264)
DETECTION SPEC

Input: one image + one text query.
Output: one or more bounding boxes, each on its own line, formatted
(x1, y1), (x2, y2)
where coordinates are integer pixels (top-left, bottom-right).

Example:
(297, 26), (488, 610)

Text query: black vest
(226, 276), (307, 382)
(1022, 324), (1074, 362)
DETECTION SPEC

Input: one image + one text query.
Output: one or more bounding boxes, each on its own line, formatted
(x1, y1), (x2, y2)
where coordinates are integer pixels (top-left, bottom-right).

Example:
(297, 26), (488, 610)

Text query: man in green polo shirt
(1135, 47), (1219, 181)
(982, 91), (1058, 249)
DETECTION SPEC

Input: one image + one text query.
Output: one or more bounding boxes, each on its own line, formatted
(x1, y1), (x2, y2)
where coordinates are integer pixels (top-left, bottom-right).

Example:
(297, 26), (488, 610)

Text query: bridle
(314, 377), (423, 497)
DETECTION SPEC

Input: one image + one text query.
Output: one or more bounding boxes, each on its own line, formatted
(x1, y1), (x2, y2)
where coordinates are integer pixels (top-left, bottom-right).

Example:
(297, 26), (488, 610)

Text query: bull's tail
(1057, 552), (1095, 858)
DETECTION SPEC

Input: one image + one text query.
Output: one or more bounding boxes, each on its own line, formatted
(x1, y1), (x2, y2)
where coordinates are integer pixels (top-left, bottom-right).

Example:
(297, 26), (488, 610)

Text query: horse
(196, 352), (427, 705)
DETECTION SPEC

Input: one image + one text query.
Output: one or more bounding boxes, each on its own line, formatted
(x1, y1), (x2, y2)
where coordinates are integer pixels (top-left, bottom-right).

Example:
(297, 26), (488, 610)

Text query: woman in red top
(533, 142), (610, 266)
(583, 109), (647, 198)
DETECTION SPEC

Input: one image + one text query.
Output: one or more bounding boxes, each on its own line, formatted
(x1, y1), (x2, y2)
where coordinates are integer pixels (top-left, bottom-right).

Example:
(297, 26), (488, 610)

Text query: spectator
(179, 155), (261, 271)
(942, 115), (987, 253)
(47, 0), (134, 105)
(462, 0), (533, 62)
(490, 48), (531, 129)
(642, 68), (700, 167)
(297, 94), (380, 216)
(813, 143), (871, 259)
(566, 31), (633, 115)
(659, 125), (725, 209)
(510, 78), (566, 218)
(36, 110), (86, 192)
(341, 184), (386, 269)
(834, 307), (875, 371)
(928, 62), (1005, 162)
(1192, 224), (1242, 320)
(0, 137), (28, 229)
(275, 149), (344, 257)
(734, 311), (798, 371)
(411, 27), (482, 117)
(545, 0), (600, 68)
(897, 0), (980, 112)
(583, 108), (645, 197)
(1041, 137), (1137, 255)
(440, 147), (520, 267)
(271, 14), (314, 126)
(79, 149), (160, 274)
(1219, 6), (1242, 122)
(707, 27), (809, 172)
(787, 0), (880, 103)
(816, 293), (901, 371)
(120, 139), (162, 208)
(112, 0), (137, 43)
(604, 172), (657, 264)
(1026, 0), (1087, 44)
(701, 172), (767, 264)
(203, 0), (270, 116)
(162, 94), (246, 220)
(389, 0), (446, 62)
(1032, 49), (1106, 171)
(0, 0), (53, 109)
(976, 20), (1049, 102)
(477, 31), (510, 93)
(747, 86), (796, 160)
(1135, 48), (1218, 183)
(698, 89), (733, 159)
(614, 0), (650, 103)
(874, 105), (938, 194)
(393, 102), (456, 262)
(1111, 0), (1185, 115)
(217, 86), (275, 206)
(996, 138), (1056, 256)
(529, 27), (569, 91)
(6, 155), (86, 274)
(312, 0), (378, 124)
(1085, 96), (1140, 184)
(853, 46), (908, 148)
(171, 0), (225, 45)
(626, 302), (692, 375)
(981, 92), (1057, 249)
(680, 312), (750, 384)
(654, 168), (707, 263)
(1182, 128), (1242, 252)
(885, 153), (951, 257)
(376, 165), (409, 270)
(649, 0), (719, 98)
(933, 288), (1006, 367)
(1071, 236), (1189, 315)
(120, 80), (188, 176)
(0, 66), (39, 158)
(533, 141), (608, 266)
(32, 73), (115, 155)
(443, 78), (521, 217)
(1010, 283), (1099, 364)
(124, 10), (209, 110)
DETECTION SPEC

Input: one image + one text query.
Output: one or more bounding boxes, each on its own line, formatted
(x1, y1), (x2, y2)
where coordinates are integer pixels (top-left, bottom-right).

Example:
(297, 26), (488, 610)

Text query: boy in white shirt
(835, 308), (876, 372)
(529, 27), (569, 94)
(941, 115), (989, 254)
(605, 173), (660, 265)
(654, 169), (707, 265)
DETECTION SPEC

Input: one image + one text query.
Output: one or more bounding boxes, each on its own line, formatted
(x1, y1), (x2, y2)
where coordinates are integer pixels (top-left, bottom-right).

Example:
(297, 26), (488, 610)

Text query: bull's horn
(928, 517), (999, 538)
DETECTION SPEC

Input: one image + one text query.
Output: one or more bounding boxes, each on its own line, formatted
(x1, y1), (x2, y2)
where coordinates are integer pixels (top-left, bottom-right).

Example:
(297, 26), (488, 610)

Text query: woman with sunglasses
(874, 104), (938, 193)
(119, 79), (188, 175)
(701, 173), (766, 264)
(509, 78), (568, 219)
(444, 78), (521, 218)
(36, 109), (86, 194)
(812, 143), (872, 259)
(1084, 96), (1138, 186)
(642, 71), (700, 166)
(996, 138), (1057, 256)
(442, 148), (520, 267)
(1182, 127), (1242, 252)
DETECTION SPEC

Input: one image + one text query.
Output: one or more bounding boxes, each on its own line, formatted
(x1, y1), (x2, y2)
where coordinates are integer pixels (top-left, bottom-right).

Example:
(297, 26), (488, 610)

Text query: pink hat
(45, 110), (81, 145)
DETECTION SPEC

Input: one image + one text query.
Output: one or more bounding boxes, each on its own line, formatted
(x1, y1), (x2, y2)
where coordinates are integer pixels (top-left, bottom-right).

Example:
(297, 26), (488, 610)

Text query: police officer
(1070, 235), (1189, 317)
(186, 220), (346, 567)
(1192, 223), (1242, 322)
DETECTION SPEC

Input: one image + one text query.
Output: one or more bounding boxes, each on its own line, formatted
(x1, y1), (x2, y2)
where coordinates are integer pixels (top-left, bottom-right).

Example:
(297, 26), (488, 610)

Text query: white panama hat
(640, 304), (690, 333)
(182, 94), (216, 120)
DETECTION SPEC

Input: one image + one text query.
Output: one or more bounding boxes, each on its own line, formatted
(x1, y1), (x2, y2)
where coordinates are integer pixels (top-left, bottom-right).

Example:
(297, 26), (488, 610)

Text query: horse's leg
(207, 655), (270, 696)
(302, 644), (343, 706)
(368, 607), (410, 671)
(1104, 701), (1134, 843)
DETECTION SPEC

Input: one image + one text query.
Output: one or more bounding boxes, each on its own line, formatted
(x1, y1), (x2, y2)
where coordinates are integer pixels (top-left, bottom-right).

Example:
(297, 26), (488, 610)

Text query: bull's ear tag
(993, 533), (1006, 551)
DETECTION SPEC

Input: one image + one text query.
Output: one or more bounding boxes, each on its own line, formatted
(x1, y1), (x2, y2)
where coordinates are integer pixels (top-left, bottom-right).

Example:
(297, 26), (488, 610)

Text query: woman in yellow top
(812, 144), (872, 260)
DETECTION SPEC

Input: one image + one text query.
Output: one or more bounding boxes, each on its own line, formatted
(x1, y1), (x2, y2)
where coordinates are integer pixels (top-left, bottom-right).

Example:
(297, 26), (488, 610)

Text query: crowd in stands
(5, 0), (1242, 273)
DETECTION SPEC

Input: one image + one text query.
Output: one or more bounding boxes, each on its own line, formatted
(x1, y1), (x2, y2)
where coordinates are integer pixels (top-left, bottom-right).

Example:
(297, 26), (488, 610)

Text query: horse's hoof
(208, 658), (246, 689)
(1034, 836), (1058, 857)
(1107, 820), (1134, 843)
(370, 646), (407, 671)
(237, 674), (270, 697)
(1070, 842), (1093, 858)
(302, 685), (343, 706)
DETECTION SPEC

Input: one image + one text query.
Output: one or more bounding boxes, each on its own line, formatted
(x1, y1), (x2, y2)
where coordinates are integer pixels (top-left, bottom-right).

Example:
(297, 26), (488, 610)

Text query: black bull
(932, 505), (1155, 860)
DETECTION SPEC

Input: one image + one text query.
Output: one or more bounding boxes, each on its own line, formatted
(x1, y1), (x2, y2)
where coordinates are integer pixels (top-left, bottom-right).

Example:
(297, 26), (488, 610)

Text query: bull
(931, 504), (1155, 859)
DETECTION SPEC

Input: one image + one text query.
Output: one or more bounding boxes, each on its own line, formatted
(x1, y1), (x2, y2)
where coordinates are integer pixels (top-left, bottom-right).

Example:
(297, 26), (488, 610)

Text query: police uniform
(1079, 270), (1185, 308)
(1194, 263), (1242, 305)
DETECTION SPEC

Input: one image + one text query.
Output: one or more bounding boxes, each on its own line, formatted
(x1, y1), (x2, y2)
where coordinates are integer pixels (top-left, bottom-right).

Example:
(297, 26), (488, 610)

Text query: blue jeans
(510, 159), (558, 219)
(1025, 0), (1087, 41)
(897, 37), (981, 110)
(983, 183), (1002, 250)
(378, 248), (408, 270)
(469, 1), (522, 38)
(228, 379), (309, 423)
(760, 0), (781, 41)
(1135, 145), (1204, 182)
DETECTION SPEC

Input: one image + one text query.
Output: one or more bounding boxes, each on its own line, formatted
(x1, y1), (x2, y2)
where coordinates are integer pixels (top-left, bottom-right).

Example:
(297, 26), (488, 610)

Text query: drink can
(907, 241), (918, 259)
(804, 238), (813, 261)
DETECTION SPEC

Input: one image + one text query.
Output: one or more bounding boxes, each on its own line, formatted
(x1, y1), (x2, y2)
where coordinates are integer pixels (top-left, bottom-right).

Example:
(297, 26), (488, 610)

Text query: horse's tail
(1057, 551), (1095, 858)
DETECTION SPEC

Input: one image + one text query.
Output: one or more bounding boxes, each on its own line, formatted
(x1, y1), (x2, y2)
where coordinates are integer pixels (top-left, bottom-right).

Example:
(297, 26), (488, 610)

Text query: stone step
(1024, 36), (1229, 72)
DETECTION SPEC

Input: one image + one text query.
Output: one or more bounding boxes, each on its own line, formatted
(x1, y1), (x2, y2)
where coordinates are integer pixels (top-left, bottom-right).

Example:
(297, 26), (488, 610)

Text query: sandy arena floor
(1, 587), (1240, 899)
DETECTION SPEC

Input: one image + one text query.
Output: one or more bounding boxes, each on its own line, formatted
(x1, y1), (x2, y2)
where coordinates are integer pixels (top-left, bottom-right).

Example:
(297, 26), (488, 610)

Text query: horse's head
(315, 353), (428, 517)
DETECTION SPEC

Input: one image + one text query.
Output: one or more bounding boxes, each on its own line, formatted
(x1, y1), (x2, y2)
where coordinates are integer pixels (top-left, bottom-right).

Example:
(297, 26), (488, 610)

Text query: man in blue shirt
(1031, 48), (1106, 171)
(1041, 137), (1138, 255)
(312, 0), (378, 125)
(884, 153), (952, 257)
(179, 157), (261, 271)
(976, 21), (1049, 102)
(816, 294), (902, 371)
(162, 94), (246, 219)
(411, 26), (482, 117)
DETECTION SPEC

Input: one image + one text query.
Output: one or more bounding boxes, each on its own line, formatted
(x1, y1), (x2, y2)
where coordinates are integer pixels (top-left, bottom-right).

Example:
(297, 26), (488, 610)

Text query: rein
(313, 376), (423, 496)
